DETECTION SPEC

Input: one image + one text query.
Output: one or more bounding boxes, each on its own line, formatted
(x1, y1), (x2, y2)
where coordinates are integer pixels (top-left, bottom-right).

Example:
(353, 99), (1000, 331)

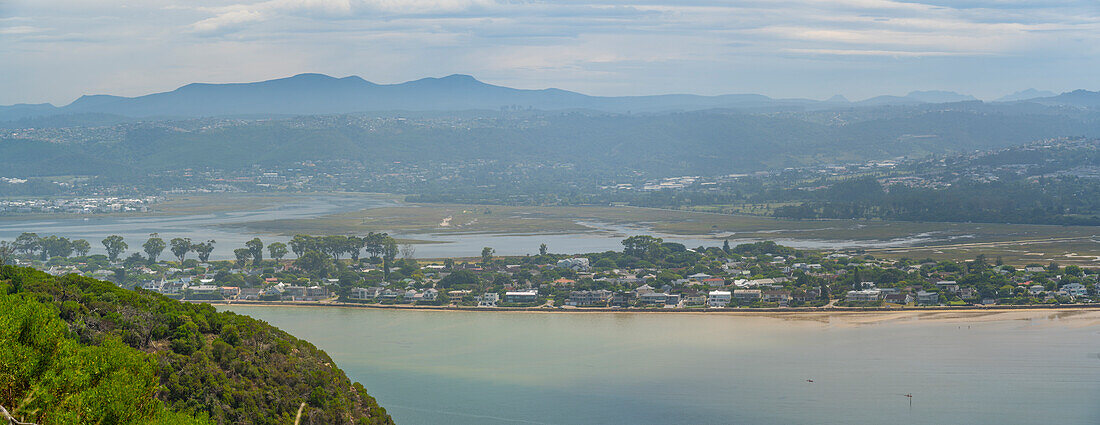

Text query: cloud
(4, 0), (1100, 103)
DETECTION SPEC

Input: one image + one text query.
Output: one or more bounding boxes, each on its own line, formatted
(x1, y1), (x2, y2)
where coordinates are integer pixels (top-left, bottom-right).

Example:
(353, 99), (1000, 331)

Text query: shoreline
(198, 299), (1100, 315)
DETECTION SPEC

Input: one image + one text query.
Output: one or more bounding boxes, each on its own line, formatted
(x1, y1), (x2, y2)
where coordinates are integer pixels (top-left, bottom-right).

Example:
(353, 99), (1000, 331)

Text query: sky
(2, 0), (1099, 105)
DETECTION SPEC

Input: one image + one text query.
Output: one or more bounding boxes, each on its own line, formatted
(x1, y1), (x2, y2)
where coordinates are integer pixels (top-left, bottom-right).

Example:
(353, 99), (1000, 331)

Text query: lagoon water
(222, 306), (1100, 425)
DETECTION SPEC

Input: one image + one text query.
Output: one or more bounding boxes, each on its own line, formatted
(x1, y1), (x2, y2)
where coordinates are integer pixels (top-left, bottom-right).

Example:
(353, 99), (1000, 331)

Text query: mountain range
(3, 73), (1096, 120)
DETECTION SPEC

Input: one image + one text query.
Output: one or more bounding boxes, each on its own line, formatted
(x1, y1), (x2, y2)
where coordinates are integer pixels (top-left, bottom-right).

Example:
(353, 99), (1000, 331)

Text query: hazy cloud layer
(2, 0), (1098, 104)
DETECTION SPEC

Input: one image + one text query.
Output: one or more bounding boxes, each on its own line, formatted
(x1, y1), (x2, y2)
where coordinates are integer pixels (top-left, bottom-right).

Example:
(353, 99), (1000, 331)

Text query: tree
(143, 234), (166, 263)
(481, 247), (495, 265)
(295, 250), (332, 277)
(539, 243), (548, 256)
(72, 239), (91, 257)
(289, 234), (312, 258)
(0, 241), (13, 265)
(233, 248), (251, 268)
(102, 235), (127, 262)
(444, 258), (455, 269)
(723, 239), (731, 253)
(622, 235), (662, 258)
(400, 243), (416, 260)
(193, 240), (215, 263)
(170, 238), (193, 263)
(245, 238), (264, 266)
(347, 236), (365, 262)
(381, 237), (398, 279)
(13, 232), (41, 258)
(268, 242), (288, 262)
(40, 235), (73, 259)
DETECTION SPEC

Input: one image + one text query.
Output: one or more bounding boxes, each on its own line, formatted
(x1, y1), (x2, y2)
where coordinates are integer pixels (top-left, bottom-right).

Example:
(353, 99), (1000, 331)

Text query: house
(688, 273), (712, 280)
(761, 290), (792, 304)
(556, 257), (591, 271)
(477, 292), (499, 307)
(883, 293), (913, 304)
(1025, 266), (1045, 273)
(683, 292), (707, 306)
(707, 290), (732, 308)
(219, 286), (241, 298)
(791, 288), (820, 302)
(916, 291), (940, 305)
(1061, 283), (1088, 297)
(958, 287), (978, 299)
(702, 278), (726, 287)
(632, 284), (656, 296)
(639, 292), (670, 305)
(421, 288), (439, 301)
(567, 290), (613, 306)
(935, 281), (960, 293)
(733, 289), (761, 301)
(239, 288), (261, 300)
(846, 289), (883, 302)
(1029, 285), (1045, 295)
(610, 291), (635, 307)
(350, 287), (384, 300)
(504, 290), (538, 304)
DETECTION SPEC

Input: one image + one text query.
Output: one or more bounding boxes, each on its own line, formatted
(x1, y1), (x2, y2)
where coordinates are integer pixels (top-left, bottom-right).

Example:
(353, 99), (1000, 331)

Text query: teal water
(222, 306), (1100, 425)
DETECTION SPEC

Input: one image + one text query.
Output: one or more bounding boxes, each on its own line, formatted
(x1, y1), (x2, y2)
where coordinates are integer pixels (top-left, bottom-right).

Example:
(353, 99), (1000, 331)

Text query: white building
(708, 290), (732, 308)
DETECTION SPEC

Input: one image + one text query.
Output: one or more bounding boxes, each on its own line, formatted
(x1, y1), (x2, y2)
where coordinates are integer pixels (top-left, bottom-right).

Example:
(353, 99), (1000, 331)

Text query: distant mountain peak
(826, 94), (850, 103)
(904, 90), (977, 103)
(996, 88), (1056, 102)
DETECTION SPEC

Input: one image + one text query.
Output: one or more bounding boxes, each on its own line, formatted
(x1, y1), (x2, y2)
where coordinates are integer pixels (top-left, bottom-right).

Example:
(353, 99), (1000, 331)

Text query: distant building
(846, 289), (883, 302)
(708, 290), (732, 308)
(556, 257), (591, 271)
(916, 291), (940, 305)
(504, 290), (538, 304)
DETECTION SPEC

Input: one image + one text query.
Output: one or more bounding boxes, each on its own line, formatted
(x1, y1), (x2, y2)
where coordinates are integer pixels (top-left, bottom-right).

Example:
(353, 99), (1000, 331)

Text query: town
(2, 232), (1096, 310)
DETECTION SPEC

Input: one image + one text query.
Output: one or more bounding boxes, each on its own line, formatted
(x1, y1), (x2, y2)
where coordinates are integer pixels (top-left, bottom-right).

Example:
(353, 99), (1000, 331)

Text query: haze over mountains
(3, 73), (1097, 121)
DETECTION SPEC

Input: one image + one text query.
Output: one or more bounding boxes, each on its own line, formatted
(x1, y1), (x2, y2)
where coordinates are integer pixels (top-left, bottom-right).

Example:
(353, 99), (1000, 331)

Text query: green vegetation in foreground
(0, 266), (394, 425)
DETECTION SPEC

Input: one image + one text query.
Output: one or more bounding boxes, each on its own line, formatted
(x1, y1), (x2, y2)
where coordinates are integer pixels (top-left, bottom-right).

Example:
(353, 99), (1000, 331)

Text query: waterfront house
(935, 281), (960, 293)
(477, 292), (499, 307)
(883, 293), (913, 304)
(1029, 285), (1045, 295)
(916, 291), (940, 305)
(761, 290), (792, 304)
(637, 292), (667, 305)
(505, 290), (538, 304)
(350, 287), (384, 300)
(846, 289), (883, 302)
(1061, 283), (1088, 297)
(219, 286), (241, 299)
(708, 290), (732, 308)
(567, 290), (613, 306)
(733, 289), (761, 301)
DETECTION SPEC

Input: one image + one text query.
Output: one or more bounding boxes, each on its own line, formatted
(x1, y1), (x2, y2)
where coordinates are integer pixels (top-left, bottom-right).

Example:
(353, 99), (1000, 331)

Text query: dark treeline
(773, 176), (1100, 225)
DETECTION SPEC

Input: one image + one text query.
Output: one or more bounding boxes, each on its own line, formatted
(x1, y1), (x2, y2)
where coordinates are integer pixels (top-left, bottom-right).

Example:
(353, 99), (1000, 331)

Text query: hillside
(4, 107), (1100, 178)
(0, 266), (393, 425)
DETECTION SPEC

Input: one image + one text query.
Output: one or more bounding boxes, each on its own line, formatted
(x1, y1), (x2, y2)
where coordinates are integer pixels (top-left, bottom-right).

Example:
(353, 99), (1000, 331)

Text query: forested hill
(0, 266), (394, 425)
(5, 107), (1100, 178)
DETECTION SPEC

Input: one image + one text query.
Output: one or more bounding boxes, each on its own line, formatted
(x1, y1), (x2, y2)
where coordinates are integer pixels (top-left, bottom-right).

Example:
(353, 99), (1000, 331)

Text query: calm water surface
(222, 306), (1100, 425)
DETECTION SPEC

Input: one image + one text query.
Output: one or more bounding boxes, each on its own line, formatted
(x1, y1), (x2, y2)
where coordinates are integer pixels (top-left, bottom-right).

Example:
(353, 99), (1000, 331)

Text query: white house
(707, 290), (732, 308)
(477, 292), (500, 307)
